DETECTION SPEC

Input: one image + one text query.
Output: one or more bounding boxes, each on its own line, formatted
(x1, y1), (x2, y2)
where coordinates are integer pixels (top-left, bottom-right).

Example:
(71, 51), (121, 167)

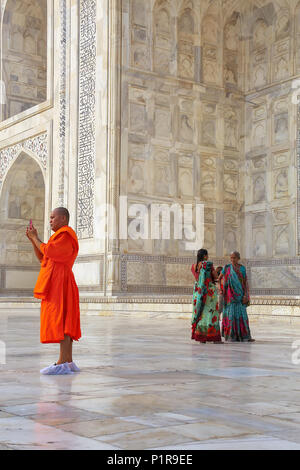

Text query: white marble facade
(0, 0), (299, 306)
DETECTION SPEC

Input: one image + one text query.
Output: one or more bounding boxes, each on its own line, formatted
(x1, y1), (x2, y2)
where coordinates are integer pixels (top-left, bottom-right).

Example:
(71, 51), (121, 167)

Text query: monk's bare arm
(31, 236), (44, 258)
(32, 241), (44, 262)
(26, 227), (44, 263)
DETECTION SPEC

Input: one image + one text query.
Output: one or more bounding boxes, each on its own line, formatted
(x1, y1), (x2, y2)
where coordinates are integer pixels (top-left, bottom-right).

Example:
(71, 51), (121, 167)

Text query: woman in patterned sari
(191, 249), (222, 343)
(219, 251), (255, 342)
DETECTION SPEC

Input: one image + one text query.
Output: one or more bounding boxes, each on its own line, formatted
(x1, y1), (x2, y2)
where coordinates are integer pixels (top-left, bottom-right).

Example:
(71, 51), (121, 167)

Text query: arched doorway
(0, 152), (45, 294)
(1, 0), (47, 121)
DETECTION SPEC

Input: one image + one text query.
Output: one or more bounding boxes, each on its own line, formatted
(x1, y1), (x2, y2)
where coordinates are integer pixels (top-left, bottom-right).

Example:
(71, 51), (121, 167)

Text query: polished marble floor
(1, 310), (300, 450)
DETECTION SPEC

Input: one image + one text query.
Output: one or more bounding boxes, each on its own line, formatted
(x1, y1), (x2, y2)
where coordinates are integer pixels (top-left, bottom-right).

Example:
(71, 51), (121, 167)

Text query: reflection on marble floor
(1, 311), (300, 449)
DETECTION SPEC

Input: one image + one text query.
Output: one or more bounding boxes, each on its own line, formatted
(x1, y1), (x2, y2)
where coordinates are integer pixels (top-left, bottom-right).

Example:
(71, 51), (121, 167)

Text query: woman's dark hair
(196, 249), (208, 272)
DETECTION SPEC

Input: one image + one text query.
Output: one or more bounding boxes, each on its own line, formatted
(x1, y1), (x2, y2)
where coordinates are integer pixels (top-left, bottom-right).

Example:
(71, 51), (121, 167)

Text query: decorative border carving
(77, 0), (97, 239)
(119, 253), (300, 296)
(0, 295), (299, 307)
(58, 0), (68, 206)
(78, 296), (299, 307)
(0, 133), (48, 187)
(246, 258), (300, 266)
(120, 253), (226, 293)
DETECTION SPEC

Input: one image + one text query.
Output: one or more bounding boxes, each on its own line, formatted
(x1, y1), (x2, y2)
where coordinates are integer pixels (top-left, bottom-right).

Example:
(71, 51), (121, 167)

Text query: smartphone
(29, 219), (33, 229)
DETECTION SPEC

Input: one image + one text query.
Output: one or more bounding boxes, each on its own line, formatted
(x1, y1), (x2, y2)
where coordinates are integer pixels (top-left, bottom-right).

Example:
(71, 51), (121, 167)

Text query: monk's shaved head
(54, 207), (70, 223)
(50, 207), (70, 232)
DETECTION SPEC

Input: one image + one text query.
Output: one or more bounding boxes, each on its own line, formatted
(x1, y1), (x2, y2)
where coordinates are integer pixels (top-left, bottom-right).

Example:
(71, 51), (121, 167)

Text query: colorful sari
(191, 261), (221, 343)
(221, 263), (252, 342)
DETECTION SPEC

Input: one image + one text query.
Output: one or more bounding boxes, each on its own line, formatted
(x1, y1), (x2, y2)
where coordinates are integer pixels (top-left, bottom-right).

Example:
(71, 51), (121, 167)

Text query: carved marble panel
(272, 207), (290, 225)
(224, 120), (238, 149)
(274, 168), (289, 199)
(252, 120), (266, 148)
(253, 227), (267, 257)
(275, 10), (290, 42)
(200, 170), (216, 201)
(201, 155), (217, 171)
(251, 155), (266, 171)
(272, 150), (290, 169)
(128, 159), (145, 194)
(154, 162), (173, 196)
(253, 174), (266, 204)
(224, 21), (238, 52)
(178, 54), (194, 80)
(250, 266), (300, 289)
(179, 113), (194, 144)
(128, 142), (148, 160)
(272, 54), (289, 82)
(253, 19), (268, 49)
(253, 104), (267, 121)
(224, 212), (238, 227)
(224, 230), (237, 255)
(274, 113), (289, 145)
(252, 62), (268, 89)
(155, 108), (171, 140)
(131, 0), (147, 27)
(224, 60), (237, 86)
(129, 103), (147, 135)
(131, 44), (150, 70)
(202, 61), (218, 84)
(201, 120), (216, 147)
(252, 212), (267, 227)
(202, 16), (218, 45)
(178, 167), (193, 198)
(205, 207), (216, 224)
(274, 224), (290, 256)
(204, 226), (216, 253)
(224, 173), (238, 202)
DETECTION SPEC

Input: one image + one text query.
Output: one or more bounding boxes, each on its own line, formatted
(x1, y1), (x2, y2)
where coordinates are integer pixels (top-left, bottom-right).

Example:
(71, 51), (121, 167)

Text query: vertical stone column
(297, 95), (300, 255)
(104, 0), (122, 295)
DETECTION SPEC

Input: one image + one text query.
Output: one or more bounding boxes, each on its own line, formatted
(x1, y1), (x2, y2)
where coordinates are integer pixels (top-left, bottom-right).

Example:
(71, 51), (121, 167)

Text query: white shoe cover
(40, 363), (74, 375)
(68, 361), (80, 372)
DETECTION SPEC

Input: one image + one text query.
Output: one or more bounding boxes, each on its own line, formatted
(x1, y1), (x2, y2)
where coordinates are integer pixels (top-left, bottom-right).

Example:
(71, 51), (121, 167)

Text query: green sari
(191, 261), (221, 343)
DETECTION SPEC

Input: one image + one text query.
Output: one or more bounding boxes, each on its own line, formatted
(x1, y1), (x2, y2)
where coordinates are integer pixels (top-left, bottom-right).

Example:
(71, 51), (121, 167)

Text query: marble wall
(117, 0), (300, 296)
(242, 0), (300, 296)
(0, 0), (299, 302)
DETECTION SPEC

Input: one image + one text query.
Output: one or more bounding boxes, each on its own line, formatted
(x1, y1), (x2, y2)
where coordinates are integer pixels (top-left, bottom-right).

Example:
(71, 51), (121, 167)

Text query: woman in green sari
(219, 251), (255, 342)
(191, 249), (222, 343)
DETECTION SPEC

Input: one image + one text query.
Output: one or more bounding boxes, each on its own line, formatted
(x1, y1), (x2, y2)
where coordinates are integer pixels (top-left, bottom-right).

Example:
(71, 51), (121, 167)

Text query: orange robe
(34, 226), (81, 344)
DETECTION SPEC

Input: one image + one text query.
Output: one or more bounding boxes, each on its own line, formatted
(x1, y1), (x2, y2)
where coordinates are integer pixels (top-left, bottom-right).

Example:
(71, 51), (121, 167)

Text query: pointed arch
(0, 151), (45, 269)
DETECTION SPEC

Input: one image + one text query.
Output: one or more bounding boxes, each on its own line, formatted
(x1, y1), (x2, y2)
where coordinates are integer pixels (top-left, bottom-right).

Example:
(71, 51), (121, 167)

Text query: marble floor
(1, 310), (300, 450)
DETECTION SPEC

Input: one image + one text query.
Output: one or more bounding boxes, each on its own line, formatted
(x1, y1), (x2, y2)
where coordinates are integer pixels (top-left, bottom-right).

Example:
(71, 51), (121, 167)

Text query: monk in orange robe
(26, 207), (81, 375)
